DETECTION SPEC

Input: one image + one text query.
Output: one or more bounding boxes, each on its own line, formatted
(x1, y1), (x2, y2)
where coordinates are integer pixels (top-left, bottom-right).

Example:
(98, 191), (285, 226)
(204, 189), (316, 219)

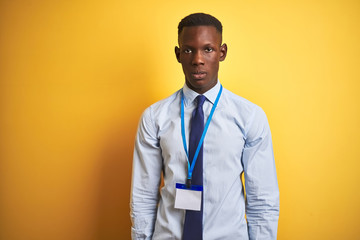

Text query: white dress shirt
(130, 81), (279, 239)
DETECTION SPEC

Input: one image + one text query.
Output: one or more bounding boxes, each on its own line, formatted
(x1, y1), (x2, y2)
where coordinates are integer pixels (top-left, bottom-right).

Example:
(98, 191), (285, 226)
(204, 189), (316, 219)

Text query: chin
(187, 81), (212, 94)
(189, 81), (206, 89)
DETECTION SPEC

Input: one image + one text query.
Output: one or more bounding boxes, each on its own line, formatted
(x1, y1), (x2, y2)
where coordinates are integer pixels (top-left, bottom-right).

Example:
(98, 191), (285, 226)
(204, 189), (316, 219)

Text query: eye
(205, 47), (214, 53)
(184, 49), (192, 54)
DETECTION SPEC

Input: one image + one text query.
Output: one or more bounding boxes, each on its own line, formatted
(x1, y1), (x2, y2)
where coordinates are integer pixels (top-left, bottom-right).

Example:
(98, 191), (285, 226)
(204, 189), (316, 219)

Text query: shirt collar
(182, 80), (221, 106)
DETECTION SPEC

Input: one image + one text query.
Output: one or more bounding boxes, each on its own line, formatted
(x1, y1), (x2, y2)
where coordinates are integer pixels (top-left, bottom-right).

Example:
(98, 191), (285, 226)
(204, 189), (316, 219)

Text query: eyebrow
(181, 43), (217, 48)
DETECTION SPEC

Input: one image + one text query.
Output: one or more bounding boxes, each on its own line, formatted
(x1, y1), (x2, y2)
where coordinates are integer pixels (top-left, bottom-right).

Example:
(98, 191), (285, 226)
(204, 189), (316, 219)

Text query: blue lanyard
(181, 85), (223, 181)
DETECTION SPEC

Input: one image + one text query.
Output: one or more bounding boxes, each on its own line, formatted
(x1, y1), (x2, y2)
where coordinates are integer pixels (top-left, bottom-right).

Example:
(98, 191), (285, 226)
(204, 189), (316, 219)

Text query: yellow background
(1, 0), (359, 239)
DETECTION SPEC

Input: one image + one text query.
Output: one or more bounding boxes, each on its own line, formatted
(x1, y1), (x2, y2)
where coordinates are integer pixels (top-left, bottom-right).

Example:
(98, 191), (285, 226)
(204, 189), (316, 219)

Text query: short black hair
(178, 13), (223, 36)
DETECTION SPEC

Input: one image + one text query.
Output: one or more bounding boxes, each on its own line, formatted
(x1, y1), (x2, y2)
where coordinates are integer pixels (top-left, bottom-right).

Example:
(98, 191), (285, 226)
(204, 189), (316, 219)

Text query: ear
(219, 43), (227, 62)
(175, 46), (181, 63)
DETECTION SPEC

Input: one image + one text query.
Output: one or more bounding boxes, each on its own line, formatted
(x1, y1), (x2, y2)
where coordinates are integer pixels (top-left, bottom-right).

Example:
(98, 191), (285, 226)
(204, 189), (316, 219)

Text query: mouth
(191, 71), (207, 80)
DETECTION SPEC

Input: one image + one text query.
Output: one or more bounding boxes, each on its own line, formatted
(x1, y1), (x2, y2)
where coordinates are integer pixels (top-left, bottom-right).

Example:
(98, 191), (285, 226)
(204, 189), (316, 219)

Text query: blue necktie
(183, 95), (206, 240)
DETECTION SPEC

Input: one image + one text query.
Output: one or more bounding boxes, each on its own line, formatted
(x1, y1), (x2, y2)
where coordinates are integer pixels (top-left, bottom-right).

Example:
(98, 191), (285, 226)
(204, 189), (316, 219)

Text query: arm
(130, 107), (163, 240)
(242, 106), (280, 240)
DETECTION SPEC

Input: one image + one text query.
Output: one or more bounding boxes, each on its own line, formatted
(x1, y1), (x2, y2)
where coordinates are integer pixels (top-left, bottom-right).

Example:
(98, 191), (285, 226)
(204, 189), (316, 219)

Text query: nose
(191, 51), (204, 65)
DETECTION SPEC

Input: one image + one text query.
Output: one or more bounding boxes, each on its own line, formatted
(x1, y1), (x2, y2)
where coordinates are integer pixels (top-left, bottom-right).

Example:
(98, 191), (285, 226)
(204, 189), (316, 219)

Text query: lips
(191, 71), (207, 80)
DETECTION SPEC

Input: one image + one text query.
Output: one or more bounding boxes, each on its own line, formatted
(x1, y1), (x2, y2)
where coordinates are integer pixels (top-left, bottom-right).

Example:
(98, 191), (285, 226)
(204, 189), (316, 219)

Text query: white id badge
(174, 183), (203, 211)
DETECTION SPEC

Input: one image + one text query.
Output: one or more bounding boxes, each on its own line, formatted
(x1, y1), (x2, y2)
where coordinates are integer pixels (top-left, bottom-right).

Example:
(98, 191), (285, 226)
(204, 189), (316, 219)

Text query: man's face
(175, 26), (227, 94)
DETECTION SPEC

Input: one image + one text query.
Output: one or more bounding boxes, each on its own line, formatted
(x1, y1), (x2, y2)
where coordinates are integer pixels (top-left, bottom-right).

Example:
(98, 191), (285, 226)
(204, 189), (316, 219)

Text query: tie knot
(196, 95), (206, 108)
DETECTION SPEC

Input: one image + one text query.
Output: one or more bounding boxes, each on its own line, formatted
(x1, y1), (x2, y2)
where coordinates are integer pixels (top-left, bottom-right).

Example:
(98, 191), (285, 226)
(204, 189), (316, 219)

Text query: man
(130, 13), (279, 239)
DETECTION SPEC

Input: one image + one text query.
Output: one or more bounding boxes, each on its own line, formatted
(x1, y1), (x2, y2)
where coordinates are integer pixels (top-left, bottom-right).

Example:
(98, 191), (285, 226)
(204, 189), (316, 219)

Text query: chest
(158, 106), (246, 165)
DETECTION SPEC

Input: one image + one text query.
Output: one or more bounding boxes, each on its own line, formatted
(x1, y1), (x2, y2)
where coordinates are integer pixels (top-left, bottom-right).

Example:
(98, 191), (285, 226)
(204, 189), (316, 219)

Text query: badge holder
(174, 183), (203, 211)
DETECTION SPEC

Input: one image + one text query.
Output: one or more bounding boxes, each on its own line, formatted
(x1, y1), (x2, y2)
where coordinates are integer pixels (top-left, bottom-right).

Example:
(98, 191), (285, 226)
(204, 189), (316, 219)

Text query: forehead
(178, 26), (222, 46)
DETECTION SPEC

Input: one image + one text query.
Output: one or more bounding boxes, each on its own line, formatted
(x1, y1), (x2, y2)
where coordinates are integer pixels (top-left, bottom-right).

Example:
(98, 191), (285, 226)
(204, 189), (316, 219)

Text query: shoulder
(137, 89), (181, 138)
(141, 89), (181, 123)
(221, 87), (270, 138)
(221, 87), (266, 119)
(148, 90), (181, 112)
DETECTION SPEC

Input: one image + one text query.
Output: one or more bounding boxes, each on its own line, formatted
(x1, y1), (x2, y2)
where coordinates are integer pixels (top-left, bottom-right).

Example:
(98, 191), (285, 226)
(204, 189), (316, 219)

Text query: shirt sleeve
(130, 106), (163, 240)
(241, 105), (280, 240)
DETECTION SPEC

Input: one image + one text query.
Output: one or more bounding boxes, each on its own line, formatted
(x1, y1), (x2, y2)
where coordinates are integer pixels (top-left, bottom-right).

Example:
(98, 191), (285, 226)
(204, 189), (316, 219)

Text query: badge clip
(186, 178), (191, 189)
